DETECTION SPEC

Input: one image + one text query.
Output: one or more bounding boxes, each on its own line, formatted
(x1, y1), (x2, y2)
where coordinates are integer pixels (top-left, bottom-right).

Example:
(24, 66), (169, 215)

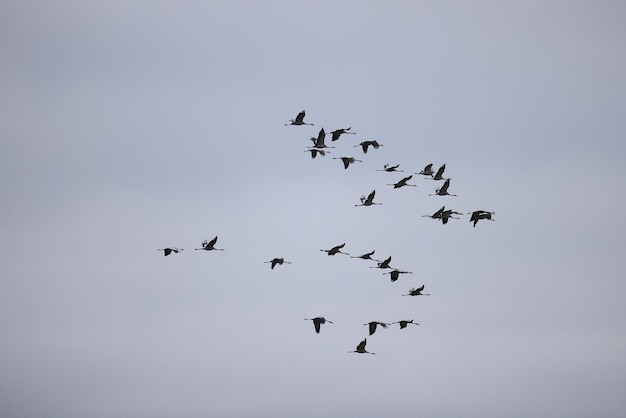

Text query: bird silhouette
(440, 209), (463, 224)
(304, 148), (328, 159)
(370, 255), (393, 269)
(423, 206), (446, 220)
(305, 317), (333, 334)
(334, 156), (363, 169)
(348, 338), (375, 355)
(355, 190), (382, 207)
(350, 250), (379, 262)
(285, 110), (314, 126)
(429, 178), (456, 196)
(392, 320), (419, 329)
(329, 127), (356, 141)
(320, 243), (348, 256)
(468, 210), (495, 227)
(364, 321), (390, 335)
(195, 236), (225, 251)
(157, 247), (183, 256)
(383, 269), (414, 282)
(431, 164), (449, 181)
(355, 140), (382, 154)
(265, 257), (292, 269)
(377, 163), (403, 172)
(416, 163), (434, 177)
(308, 128), (335, 150)
(388, 175), (417, 189)
(402, 285), (430, 296)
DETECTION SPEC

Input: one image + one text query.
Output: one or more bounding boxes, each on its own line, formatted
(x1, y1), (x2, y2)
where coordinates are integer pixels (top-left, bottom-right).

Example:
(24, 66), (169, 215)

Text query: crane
(416, 163), (434, 177)
(388, 175), (417, 189)
(440, 209), (463, 224)
(402, 285), (430, 296)
(195, 236), (225, 251)
(304, 148), (328, 159)
(355, 140), (383, 154)
(348, 338), (375, 355)
(431, 164), (449, 181)
(265, 257), (292, 269)
(304, 317), (333, 334)
(157, 247), (183, 256)
(284, 110), (314, 126)
(377, 163), (403, 172)
(392, 320), (419, 329)
(334, 156), (363, 169)
(383, 269), (414, 282)
(308, 128), (335, 149)
(429, 178), (456, 196)
(329, 127), (356, 141)
(355, 190), (382, 207)
(370, 255), (393, 269)
(468, 210), (495, 227)
(320, 243), (348, 256)
(350, 250), (379, 262)
(364, 321), (390, 335)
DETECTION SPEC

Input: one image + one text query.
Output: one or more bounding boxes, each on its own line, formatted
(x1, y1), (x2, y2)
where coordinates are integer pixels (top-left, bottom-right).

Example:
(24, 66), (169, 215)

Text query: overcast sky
(2, 1), (626, 417)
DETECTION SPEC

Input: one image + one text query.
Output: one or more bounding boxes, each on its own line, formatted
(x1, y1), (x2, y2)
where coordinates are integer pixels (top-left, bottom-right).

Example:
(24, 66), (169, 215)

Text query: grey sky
(2, 1), (626, 417)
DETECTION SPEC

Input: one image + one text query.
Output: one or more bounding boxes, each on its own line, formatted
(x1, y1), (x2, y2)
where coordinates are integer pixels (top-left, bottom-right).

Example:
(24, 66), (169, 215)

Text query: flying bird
(334, 156), (363, 169)
(423, 206), (446, 220)
(265, 257), (292, 269)
(392, 320), (419, 329)
(350, 250), (379, 262)
(468, 210), (495, 227)
(304, 148), (328, 159)
(285, 110), (314, 126)
(370, 255), (393, 269)
(364, 321), (390, 335)
(440, 209), (463, 224)
(309, 128), (335, 150)
(383, 269), (414, 282)
(416, 163), (434, 177)
(348, 338), (375, 355)
(403, 285), (430, 296)
(355, 190), (382, 207)
(431, 164), (449, 181)
(157, 247), (183, 256)
(320, 243), (348, 256)
(305, 317), (333, 334)
(329, 127), (356, 141)
(195, 236), (225, 251)
(355, 140), (382, 154)
(429, 178), (457, 196)
(388, 175), (417, 189)
(377, 163), (403, 172)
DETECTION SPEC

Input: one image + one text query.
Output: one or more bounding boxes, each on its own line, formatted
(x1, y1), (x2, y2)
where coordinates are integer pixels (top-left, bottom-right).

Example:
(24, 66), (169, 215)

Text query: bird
(440, 209), (463, 224)
(429, 178), (457, 196)
(388, 175), (417, 189)
(468, 210), (495, 227)
(305, 317), (333, 334)
(377, 163), (403, 172)
(422, 206), (446, 220)
(350, 250), (379, 262)
(355, 190), (382, 207)
(157, 247), (183, 256)
(402, 285), (430, 296)
(431, 164), (449, 181)
(348, 338), (375, 355)
(265, 257), (292, 269)
(304, 148), (327, 159)
(392, 320), (419, 329)
(383, 269), (414, 282)
(320, 243), (348, 256)
(195, 236), (225, 251)
(285, 110), (314, 126)
(334, 156), (363, 169)
(329, 127), (356, 141)
(370, 255), (392, 269)
(355, 140), (382, 154)
(308, 128), (335, 150)
(416, 163), (434, 177)
(364, 321), (390, 335)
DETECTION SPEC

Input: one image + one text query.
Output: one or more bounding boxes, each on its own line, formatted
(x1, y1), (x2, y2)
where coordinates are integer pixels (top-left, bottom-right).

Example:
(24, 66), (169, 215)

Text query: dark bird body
(265, 257), (292, 269)
(403, 285), (430, 296)
(330, 127), (356, 141)
(334, 156), (363, 169)
(469, 210), (495, 227)
(285, 110), (314, 126)
(364, 321), (390, 335)
(195, 236), (225, 251)
(320, 243), (348, 256)
(377, 164), (403, 172)
(389, 175), (417, 189)
(350, 250), (379, 262)
(305, 317), (333, 334)
(430, 178), (456, 196)
(349, 338), (375, 354)
(393, 320), (419, 329)
(158, 247), (183, 256)
(355, 140), (382, 154)
(355, 190), (382, 207)
(383, 269), (414, 282)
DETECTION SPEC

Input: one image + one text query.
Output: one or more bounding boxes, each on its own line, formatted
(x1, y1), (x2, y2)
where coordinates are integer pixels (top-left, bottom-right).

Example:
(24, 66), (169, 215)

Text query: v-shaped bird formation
(157, 109), (496, 355)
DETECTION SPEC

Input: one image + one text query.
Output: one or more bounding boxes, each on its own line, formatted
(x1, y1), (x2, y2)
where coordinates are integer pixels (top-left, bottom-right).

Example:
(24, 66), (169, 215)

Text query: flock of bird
(159, 109), (495, 355)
